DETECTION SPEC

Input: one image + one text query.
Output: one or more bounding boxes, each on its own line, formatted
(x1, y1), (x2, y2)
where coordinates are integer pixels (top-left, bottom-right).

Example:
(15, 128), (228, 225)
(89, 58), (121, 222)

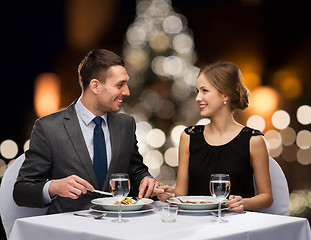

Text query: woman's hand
(226, 195), (244, 213)
(153, 185), (175, 202)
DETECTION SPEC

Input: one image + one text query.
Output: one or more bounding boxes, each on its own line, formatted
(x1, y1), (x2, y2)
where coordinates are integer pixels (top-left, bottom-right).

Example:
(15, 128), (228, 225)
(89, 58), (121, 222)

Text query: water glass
(160, 204), (178, 222)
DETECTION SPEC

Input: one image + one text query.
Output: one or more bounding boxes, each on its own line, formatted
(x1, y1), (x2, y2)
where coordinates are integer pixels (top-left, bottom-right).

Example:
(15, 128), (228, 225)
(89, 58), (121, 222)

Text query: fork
(73, 212), (107, 219)
(168, 197), (185, 203)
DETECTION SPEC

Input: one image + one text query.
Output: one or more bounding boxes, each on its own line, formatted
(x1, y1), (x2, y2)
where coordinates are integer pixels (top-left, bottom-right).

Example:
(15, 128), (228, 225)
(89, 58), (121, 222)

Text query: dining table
(9, 201), (311, 240)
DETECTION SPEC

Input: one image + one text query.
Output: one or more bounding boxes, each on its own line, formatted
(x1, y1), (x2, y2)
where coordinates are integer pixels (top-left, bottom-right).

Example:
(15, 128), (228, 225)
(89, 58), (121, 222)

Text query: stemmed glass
(209, 174), (231, 223)
(109, 173), (130, 223)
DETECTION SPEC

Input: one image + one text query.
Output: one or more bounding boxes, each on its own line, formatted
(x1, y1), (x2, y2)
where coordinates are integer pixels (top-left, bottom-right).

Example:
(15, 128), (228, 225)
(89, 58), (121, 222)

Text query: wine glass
(109, 173), (130, 223)
(209, 174), (231, 223)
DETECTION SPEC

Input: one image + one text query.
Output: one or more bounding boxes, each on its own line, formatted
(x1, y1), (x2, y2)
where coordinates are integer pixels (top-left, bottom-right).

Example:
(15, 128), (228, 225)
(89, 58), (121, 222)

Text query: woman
(155, 62), (273, 213)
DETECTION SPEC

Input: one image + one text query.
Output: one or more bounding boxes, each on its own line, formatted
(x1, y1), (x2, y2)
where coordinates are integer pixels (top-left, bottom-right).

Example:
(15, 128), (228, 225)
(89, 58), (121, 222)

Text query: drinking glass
(109, 173), (130, 223)
(209, 174), (231, 223)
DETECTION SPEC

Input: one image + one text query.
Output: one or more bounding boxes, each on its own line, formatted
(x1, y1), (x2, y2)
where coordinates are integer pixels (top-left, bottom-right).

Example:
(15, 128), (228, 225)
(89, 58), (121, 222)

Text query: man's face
(95, 65), (130, 114)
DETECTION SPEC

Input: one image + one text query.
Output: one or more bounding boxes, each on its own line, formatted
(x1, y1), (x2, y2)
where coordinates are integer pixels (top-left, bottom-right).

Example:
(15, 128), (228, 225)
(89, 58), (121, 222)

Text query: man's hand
(138, 176), (161, 199)
(49, 175), (95, 199)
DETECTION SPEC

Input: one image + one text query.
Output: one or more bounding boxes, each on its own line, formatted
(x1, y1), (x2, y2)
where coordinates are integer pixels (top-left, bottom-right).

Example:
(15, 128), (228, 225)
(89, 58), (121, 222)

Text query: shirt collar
(75, 98), (108, 125)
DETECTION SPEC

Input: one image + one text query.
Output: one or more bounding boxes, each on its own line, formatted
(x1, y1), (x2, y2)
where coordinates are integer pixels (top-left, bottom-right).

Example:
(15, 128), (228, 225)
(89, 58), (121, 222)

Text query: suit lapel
(63, 102), (99, 189)
(102, 113), (121, 190)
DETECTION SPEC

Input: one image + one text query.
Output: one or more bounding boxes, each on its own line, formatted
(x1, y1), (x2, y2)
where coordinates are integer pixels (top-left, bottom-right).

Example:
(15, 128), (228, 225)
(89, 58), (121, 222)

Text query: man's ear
(89, 79), (100, 94)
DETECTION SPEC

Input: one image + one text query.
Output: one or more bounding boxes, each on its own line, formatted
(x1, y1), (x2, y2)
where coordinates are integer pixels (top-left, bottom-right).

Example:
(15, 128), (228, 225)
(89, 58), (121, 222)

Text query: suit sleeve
(13, 118), (52, 208)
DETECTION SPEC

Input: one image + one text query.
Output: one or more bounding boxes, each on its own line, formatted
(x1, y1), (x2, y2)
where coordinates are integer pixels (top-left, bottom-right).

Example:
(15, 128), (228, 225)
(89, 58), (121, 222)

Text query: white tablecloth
(9, 202), (311, 240)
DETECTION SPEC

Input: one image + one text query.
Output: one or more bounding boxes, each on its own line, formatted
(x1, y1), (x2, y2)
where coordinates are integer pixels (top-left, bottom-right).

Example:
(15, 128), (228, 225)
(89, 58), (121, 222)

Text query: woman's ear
(223, 94), (229, 103)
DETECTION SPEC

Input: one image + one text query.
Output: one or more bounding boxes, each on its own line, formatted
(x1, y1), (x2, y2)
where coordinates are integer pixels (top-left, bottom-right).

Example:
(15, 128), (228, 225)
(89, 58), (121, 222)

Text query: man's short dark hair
(78, 49), (125, 90)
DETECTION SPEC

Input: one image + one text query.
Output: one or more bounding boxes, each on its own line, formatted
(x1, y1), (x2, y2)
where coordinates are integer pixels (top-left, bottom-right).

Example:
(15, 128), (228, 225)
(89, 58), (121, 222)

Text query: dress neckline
(202, 126), (247, 147)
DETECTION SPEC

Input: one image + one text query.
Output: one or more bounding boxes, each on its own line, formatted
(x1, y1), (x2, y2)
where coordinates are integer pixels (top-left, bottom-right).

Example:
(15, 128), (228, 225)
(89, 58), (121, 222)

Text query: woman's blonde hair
(199, 62), (249, 111)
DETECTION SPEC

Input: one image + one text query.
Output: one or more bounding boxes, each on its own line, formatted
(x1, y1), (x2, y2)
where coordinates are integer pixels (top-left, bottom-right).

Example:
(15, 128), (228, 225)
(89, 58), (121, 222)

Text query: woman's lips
(199, 104), (207, 111)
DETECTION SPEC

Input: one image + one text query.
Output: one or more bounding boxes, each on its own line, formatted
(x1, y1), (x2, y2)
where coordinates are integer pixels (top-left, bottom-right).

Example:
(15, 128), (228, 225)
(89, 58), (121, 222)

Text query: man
(13, 49), (158, 214)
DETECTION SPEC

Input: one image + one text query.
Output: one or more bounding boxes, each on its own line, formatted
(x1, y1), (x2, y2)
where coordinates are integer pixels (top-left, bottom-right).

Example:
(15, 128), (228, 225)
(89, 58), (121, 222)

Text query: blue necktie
(93, 117), (108, 189)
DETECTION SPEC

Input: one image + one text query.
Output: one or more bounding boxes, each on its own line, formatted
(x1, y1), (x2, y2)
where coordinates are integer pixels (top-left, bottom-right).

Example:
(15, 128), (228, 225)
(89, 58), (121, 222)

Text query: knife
(87, 189), (113, 196)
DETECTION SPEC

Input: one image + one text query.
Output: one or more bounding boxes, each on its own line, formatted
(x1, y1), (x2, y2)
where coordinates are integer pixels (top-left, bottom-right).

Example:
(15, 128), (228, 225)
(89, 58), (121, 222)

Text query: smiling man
(13, 49), (159, 214)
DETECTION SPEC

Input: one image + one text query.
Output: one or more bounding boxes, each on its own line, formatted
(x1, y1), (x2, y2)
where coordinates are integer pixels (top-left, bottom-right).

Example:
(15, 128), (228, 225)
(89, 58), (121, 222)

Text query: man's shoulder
(37, 102), (75, 123)
(108, 112), (134, 122)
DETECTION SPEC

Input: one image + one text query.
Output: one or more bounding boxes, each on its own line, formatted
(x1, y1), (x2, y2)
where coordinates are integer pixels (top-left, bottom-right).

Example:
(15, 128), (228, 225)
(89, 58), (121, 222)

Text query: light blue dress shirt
(42, 98), (112, 204)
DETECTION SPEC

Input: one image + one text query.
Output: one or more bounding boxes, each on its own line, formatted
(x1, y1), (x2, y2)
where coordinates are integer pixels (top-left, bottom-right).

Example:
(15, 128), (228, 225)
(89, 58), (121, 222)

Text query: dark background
(1, 0), (311, 147)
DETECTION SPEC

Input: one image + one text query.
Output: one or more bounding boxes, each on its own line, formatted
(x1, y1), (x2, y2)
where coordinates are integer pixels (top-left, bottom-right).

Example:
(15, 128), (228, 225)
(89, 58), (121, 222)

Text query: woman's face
(195, 74), (227, 117)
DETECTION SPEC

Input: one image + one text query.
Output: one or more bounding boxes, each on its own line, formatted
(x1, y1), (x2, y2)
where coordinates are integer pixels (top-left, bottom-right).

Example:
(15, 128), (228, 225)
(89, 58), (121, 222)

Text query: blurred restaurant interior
(0, 0), (310, 225)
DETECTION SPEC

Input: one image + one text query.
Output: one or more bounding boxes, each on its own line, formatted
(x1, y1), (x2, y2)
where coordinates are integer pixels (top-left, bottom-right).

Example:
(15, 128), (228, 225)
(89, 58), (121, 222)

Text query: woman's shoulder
(184, 125), (205, 135)
(241, 126), (264, 136)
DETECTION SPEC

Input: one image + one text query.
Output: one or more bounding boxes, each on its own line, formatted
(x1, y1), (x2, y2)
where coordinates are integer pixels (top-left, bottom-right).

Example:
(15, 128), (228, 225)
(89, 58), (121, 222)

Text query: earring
(224, 100), (227, 105)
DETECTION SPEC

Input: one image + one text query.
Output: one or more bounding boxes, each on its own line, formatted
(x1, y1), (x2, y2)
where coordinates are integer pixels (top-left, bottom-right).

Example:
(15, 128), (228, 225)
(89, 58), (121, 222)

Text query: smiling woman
(155, 62), (273, 214)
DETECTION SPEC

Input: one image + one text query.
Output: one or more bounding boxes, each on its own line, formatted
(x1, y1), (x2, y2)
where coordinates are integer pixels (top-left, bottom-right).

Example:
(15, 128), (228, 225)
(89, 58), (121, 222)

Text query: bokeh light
(272, 110), (290, 130)
(151, 56), (166, 76)
(264, 130), (282, 150)
(280, 76), (302, 99)
(163, 56), (184, 77)
(268, 144), (283, 158)
(23, 139), (30, 152)
(0, 159), (6, 178)
(164, 147), (178, 167)
(126, 25), (147, 46)
(297, 105), (311, 125)
(0, 139), (18, 159)
(163, 15), (183, 34)
(246, 115), (266, 132)
(196, 118), (211, 125)
(143, 150), (163, 178)
(140, 89), (162, 112)
(242, 72), (262, 91)
(183, 66), (200, 87)
(282, 144), (299, 162)
(272, 70), (302, 99)
(288, 190), (307, 215)
(279, 127), (296, 146)
(124, 46), (149, 71)
(34, 73), (61, 118)
(149, 31), (170, 52)
(156, 100), (175, 119)
(8, 159), (16, 168)
(136, 121), (153, 154)
(171, 81), (191, 101)
(170, 125), (186, 147)
(173, 33), (193, 54)
(146, 128), (166, 148)
(296, 130), (311, 149)
(297, 149), (311, 165)
(143, 150), (163, 168)
(249, 87), (279, 117)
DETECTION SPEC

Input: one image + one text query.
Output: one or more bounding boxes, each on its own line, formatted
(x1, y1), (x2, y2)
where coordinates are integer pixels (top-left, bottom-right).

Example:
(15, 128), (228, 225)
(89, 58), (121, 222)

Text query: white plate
(91, 197), (154, 211)
(167, 196), (218, 210)
(89, 204), (156, 214)
(178, 206), (230, 213)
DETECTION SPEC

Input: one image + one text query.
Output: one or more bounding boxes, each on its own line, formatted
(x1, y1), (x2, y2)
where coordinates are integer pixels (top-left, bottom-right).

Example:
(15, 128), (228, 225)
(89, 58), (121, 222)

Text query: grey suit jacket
(13, 101), (150, 214)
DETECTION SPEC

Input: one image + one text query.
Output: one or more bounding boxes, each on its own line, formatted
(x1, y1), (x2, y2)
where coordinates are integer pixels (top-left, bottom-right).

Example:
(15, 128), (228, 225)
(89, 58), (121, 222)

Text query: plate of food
(167, 196), (219, 210)
(91, 197), (154, 211)
(89, 204), (156, 214)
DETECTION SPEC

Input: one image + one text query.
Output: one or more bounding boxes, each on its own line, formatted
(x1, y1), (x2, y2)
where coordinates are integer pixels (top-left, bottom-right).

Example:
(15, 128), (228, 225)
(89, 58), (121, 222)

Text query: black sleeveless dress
(185, 126), (263, 198)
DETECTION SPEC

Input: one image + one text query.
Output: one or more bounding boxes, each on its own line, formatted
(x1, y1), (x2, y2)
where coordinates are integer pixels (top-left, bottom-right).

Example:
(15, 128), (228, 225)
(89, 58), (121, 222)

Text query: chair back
(254, 156), (289, 215)
(0, 154), (47, 238)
